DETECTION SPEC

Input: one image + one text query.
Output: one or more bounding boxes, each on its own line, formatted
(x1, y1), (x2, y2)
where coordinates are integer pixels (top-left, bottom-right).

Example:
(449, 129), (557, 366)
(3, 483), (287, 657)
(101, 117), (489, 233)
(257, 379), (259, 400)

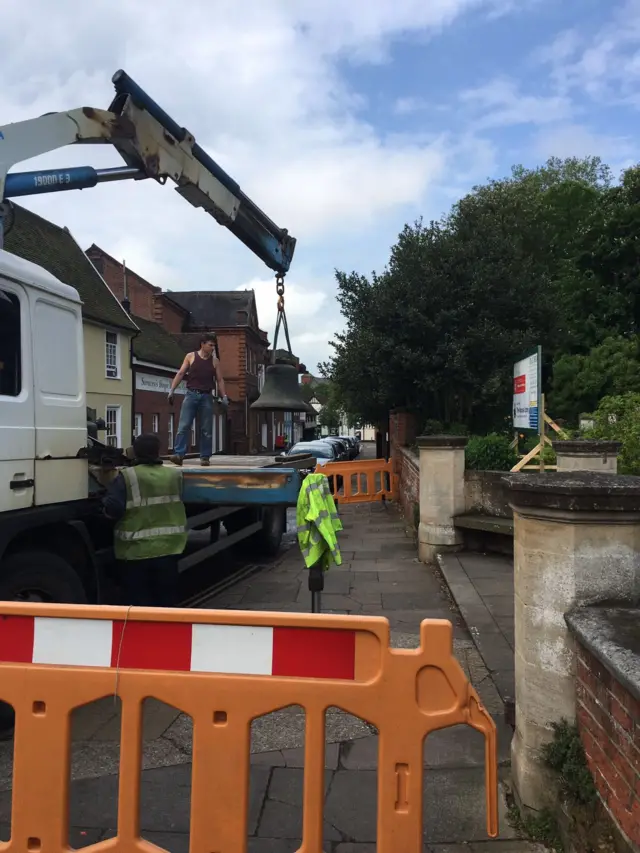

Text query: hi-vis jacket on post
(296, 473), (343, 570)
(114, 465), (188, 561)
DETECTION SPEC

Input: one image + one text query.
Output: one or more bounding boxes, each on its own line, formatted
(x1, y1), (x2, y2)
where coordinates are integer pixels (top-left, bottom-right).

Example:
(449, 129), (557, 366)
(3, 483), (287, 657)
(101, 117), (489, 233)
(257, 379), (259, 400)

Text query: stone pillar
(504, 472), (640, 812)
(553, 439), (622, 474)
(417, 436), (467, 563)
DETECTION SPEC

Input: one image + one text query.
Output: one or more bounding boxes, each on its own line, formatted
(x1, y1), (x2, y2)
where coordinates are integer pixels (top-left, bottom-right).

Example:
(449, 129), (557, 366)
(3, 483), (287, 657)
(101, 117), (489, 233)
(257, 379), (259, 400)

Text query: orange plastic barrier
(315, 458), (398, 503)
(0, 603), (498, 852)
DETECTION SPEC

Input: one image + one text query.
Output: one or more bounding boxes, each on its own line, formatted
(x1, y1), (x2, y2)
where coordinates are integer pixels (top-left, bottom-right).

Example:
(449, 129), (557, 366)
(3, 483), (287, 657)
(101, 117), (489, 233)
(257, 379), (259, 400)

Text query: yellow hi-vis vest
(296, 472), (343, 570)
(114, 465), (188, 561)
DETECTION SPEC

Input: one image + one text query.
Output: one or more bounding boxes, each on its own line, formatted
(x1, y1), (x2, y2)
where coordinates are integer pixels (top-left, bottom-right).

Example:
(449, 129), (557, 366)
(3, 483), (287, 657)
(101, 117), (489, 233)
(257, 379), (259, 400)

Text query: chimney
(121, 259), (131, 314)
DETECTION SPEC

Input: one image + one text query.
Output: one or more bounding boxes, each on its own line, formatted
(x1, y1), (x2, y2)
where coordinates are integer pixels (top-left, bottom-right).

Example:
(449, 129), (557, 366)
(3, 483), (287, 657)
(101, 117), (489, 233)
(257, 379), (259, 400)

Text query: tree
(316, 380), (357, 430)
(324, 156), (637, 433)
(549, 336), (640, 422)
(585, 392), (640, 475)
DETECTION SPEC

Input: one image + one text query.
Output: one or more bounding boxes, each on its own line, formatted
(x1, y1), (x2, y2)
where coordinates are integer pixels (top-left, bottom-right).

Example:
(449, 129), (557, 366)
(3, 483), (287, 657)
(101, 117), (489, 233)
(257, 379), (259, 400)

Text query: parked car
(281, 441), (344, 492)
(320, 437), (350, 460)
(282, 441), (338, 467)
(337, 436), (359, 459)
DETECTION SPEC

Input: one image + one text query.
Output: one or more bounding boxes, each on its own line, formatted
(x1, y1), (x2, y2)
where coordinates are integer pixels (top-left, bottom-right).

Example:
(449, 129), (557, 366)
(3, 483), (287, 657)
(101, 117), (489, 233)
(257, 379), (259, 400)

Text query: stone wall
(464, 470), (512, 518)
(394, 450), (513, 529)
(397, 446), (419, 527)
(568, 608), (640, 849)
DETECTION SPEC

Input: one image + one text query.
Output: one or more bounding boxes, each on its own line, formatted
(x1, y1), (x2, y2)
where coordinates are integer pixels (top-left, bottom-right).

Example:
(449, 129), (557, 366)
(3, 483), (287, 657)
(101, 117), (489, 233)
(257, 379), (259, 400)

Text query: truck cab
(0, 249), (88, 513)
(0, 250), (108, 604)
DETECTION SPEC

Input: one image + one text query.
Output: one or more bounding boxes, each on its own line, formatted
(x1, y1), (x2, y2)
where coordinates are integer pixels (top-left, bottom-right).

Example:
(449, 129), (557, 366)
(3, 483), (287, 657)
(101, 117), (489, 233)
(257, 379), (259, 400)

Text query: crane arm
(0, 70), (296, 275)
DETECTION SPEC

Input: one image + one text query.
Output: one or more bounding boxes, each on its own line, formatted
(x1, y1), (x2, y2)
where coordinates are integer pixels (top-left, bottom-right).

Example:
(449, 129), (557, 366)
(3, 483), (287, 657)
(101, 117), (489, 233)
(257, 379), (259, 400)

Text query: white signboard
(135, 372), (186, 395)
(512, 348), (540, 431)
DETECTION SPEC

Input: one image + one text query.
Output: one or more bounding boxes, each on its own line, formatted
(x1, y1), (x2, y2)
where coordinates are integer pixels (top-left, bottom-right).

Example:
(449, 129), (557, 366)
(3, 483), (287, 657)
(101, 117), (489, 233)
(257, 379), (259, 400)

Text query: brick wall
(575, 642), (640, 846)
(389, 410), (417, 453)
(88, 249), (157, 321)
(397, 446), (419, 526)
(154, 295), (188, 333)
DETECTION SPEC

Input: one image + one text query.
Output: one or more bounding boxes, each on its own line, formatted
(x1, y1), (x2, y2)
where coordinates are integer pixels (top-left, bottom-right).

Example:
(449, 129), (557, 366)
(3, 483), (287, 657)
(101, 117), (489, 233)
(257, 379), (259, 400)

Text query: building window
(134, 413), (142, 437)
(0, 290), (22, 397)
(152, 414), (159, 433)
(105, 406), (121, 447)
(168, 413), (174, 450)
(258, 364), (265, 392)
(105, 331), (119, 379)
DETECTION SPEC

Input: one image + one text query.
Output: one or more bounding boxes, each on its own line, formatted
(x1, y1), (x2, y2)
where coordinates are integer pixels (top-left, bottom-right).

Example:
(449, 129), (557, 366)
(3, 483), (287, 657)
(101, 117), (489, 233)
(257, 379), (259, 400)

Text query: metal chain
(271, 273), (293, 361)
(276, 274), (285, 314)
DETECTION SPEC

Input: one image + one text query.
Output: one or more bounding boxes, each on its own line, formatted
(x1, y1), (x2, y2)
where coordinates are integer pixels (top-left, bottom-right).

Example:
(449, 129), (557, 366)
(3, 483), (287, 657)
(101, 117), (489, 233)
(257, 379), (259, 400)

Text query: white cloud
(532, 123), (638, 175)
(236, 275), (337, 369)
(460, 78), (574, 128)
(533, 1), (640, 105)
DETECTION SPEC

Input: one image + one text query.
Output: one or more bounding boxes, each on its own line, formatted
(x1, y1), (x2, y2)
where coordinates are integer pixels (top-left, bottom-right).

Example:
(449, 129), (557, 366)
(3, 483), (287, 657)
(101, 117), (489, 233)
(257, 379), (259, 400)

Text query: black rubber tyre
(209, 519), (221, 544)
(0, 550), (88, 736)
(0, 550), (88, 604)
(247, 506), (286, 557)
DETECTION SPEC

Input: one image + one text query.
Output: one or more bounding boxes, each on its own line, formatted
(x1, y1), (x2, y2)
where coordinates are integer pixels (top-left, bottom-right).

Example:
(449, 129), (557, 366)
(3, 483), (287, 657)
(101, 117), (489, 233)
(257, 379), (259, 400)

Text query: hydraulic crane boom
(0, 70), (296, 275)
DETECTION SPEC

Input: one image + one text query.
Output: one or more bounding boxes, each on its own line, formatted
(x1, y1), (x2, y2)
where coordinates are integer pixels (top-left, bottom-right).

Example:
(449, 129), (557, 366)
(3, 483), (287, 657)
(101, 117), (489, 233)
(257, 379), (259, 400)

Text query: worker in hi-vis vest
(102, 433), (188, 607)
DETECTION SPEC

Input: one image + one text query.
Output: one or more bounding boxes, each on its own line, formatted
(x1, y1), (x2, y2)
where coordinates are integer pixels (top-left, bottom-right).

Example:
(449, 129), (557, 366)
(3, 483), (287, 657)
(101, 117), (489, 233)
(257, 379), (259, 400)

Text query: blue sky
(2, 0), (638, 372)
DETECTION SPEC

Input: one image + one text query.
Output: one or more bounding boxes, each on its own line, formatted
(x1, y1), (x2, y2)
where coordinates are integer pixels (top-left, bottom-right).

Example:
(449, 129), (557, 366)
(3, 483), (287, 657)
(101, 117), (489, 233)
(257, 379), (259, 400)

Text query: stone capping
(398, 445), (419, 466)
(416, 435), (468, 449)
(552, 439), (623, 457)
(502, 471), (640, 513)
(566, 606), (640, 703)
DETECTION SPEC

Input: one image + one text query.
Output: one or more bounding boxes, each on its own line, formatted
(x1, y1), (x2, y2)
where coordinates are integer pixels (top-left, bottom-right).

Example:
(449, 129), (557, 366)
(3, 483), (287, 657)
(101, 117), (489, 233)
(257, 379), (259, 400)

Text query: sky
(2, 0), (639, 373)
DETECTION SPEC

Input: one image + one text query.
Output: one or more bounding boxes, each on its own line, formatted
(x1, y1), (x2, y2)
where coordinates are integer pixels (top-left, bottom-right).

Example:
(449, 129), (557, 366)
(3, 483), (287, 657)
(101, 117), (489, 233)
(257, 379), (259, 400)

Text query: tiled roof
(167, 290), (256, 328)
(5, 204), (137, 331)
(131, 315), (186, 370)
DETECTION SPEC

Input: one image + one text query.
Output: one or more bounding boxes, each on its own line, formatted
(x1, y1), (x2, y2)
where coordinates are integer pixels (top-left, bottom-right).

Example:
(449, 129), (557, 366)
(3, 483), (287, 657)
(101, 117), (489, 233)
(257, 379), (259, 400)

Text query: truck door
(0, 279), (35, 511)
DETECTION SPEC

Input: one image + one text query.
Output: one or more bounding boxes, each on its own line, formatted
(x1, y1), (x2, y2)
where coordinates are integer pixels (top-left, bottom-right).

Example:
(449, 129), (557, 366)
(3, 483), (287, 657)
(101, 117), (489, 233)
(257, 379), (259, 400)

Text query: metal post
(308, 562), (324, 613)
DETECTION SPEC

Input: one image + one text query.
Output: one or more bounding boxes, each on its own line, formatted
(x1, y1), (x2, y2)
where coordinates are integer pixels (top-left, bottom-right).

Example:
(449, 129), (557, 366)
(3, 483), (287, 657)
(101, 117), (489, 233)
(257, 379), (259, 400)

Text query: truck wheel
(0, 551), (88, 604)
(0, 551), (87, 737)
(246, 507), (286, 557)
(209, 519), (220, 544)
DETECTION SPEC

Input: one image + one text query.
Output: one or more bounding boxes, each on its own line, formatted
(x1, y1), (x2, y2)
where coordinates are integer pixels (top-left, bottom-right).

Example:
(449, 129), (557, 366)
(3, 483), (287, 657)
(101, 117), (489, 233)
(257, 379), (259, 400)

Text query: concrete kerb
(436, 553), (515, 712)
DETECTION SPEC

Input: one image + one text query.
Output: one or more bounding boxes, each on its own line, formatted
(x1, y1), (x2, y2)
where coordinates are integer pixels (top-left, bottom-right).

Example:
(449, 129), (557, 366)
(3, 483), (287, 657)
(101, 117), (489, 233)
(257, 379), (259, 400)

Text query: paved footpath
(0, 499), (535, 852)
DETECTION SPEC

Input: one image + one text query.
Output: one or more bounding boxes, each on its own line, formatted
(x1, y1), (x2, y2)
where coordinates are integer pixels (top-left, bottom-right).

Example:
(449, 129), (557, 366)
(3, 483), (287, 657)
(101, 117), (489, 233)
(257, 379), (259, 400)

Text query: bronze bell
(250, 364), (316, 414)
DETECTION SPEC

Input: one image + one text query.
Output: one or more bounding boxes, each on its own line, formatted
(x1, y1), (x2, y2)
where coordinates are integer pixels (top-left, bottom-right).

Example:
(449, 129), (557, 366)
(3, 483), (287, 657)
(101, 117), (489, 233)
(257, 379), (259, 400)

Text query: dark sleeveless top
(186, 352), (216, 392)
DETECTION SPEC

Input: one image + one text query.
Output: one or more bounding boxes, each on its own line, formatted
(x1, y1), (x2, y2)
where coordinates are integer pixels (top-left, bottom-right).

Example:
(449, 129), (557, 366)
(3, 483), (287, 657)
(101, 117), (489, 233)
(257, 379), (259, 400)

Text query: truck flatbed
(170, 454), (314, 507)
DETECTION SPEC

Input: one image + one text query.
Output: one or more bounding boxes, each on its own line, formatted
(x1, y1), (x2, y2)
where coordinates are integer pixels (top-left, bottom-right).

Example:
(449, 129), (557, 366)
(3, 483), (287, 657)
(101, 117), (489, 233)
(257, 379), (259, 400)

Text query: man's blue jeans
(174, 390), (213, 459)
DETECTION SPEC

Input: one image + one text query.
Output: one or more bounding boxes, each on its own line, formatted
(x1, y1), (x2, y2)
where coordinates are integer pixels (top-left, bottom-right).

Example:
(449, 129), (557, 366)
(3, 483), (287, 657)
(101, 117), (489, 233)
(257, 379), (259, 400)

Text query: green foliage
(508, 804), (563, 852)
(584, 392), (640, 474)
(421, 420), (469, 436)
(519, 434), (557, 466)
(323, 155), (640, 430)
(316, 379), (359, 430)
(549, 336), (640, 423)
(465, 434), (518, 471)
(542, 719), (597, 807)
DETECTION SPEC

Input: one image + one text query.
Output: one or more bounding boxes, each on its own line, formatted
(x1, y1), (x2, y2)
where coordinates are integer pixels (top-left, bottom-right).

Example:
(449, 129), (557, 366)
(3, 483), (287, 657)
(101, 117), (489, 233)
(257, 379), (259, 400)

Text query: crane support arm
(0, 71), (296, 275)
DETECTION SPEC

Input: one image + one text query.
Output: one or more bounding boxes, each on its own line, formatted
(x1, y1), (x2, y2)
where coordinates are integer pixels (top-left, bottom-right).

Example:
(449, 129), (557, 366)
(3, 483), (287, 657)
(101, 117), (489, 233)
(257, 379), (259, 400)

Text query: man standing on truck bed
(168, 333), (229, 466)
(102, 433), (187, 607)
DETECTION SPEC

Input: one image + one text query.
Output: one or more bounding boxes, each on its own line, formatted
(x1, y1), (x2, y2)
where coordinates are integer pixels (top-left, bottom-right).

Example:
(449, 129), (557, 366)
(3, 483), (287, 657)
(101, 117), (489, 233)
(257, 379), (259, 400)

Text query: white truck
(0, 70), (307, 604)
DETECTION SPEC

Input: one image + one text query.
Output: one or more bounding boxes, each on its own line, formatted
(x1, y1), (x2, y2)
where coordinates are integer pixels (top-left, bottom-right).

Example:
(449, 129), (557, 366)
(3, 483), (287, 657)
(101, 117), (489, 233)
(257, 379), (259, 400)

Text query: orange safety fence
(0, 603), (498, 852)
(315, 458), (398, 503)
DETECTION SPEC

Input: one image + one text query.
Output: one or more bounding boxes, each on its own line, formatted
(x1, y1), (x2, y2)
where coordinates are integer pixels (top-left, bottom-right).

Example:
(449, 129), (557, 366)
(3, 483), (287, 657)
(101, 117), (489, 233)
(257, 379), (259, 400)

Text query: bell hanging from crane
(250, 363), (315, 414)
(250, 273), (316, 415)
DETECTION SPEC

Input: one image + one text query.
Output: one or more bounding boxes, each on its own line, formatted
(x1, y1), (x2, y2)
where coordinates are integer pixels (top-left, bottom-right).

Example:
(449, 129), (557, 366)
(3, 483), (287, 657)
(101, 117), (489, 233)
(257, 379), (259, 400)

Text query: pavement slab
(437, 553), (515, 703)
